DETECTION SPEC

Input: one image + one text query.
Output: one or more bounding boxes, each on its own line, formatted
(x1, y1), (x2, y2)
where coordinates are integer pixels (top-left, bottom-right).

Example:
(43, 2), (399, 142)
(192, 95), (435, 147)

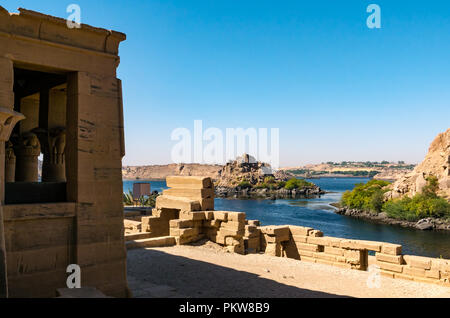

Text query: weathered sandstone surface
(386, 128), (450, 200)
(213, 154), (322, 198)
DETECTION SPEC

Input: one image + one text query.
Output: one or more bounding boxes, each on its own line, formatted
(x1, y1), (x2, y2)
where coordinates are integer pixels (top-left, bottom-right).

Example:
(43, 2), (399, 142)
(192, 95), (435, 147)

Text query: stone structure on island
(0, 7), (127, 297)
(386, 128), (450, 201)
(125, 176), (450, 288)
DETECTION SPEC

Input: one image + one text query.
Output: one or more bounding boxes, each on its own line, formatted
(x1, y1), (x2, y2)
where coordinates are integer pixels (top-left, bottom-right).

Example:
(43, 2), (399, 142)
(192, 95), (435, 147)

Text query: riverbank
(335, 207), (450, 232)
(215, 185), (325, 199)
(127, 243), (450, 298)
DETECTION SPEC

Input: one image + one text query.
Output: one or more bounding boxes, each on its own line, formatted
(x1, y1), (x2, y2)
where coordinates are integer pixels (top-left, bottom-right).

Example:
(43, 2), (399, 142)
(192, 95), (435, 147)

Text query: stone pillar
(4, 141), (15, 183)
(40, 127), (66, 182)
(14, 132), (41, 182)
(0, 105), (25, 299)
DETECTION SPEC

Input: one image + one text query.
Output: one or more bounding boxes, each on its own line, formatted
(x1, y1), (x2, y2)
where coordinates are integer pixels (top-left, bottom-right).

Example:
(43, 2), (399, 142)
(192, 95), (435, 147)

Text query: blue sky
(2, 1), (449, 166)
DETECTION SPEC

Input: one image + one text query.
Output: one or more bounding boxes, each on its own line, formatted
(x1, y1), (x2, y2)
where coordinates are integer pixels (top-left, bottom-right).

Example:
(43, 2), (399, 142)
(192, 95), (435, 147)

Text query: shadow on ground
(127, 248), (348, 298)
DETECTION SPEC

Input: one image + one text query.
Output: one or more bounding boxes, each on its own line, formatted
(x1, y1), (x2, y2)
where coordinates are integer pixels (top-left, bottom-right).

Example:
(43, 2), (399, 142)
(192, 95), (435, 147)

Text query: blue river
(123, 178), (450, 258)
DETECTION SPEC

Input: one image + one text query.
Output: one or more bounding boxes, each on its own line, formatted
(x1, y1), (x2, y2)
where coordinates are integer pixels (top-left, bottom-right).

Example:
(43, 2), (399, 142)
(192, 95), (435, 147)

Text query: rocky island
(214, 154), (324, 199)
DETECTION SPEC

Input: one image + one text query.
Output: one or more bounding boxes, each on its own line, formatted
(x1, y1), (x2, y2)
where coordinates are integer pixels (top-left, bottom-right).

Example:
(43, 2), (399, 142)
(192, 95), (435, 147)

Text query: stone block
(264, 242), (282, 257)
(166, 176), (213, 189)
(179, 211), (206, 221)
(156, 195), (201, 212)
(306, 236), (330, 246)
(381, 243), (402, 255)
(213, 211), (228, 221)
(403, 266), (426, 278)
(308, 229), (323, 237)
(227, 212), (246, 222)
(375, 253), (404, 265)
(296, 243), (321, 252)
(288, 225), (313, 236)
(163, 188), (214, 199)
(218, 227), (244, 238)
(313, 252), (337, 262)
(169, 219), (194, 229)
(247, 220), (260, 226)
(199, 198), (214, 211)
(324, 246), (344, 256)
(222, 221), (245, 231)
(376, 261), (403, 273)
(425, 269), (440, 279)
(291, 235), (308, 243)
(403, 255), (432, 270)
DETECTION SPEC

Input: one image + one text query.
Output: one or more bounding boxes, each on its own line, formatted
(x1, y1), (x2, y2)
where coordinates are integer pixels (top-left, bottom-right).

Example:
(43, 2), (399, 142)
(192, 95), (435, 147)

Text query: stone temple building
(0, 7), (128, 297)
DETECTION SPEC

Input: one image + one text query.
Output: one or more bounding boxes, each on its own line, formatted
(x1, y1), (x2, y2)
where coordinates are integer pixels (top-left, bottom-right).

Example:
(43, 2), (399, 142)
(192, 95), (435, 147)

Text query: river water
(123, 178), (450, 258)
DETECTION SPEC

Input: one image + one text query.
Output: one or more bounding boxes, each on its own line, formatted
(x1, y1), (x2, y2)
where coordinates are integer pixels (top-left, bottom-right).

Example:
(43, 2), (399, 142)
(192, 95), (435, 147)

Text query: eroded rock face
(386, 128), (450, 200)
(215, 154), (289, 188)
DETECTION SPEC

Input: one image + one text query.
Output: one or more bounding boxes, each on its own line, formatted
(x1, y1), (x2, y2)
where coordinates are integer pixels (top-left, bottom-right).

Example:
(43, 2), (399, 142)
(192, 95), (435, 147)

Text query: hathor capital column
(0, 107), (25, 298)
(14, 132), (41, 182)
(34, 127), (66, 182)
(4, 141), (15, 183)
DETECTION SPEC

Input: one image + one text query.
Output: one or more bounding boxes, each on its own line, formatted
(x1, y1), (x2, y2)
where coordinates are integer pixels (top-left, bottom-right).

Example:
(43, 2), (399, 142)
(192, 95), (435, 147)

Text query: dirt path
(127, 242), (450, 298)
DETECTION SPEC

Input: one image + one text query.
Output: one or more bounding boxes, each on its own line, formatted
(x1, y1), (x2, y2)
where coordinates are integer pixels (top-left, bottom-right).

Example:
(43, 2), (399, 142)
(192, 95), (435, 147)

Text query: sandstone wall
(0, 7), (127, 297)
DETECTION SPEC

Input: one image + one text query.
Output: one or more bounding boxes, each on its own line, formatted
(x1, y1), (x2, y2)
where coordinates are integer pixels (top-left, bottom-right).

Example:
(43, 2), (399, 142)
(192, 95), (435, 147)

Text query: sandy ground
(127, 241), (450, 298)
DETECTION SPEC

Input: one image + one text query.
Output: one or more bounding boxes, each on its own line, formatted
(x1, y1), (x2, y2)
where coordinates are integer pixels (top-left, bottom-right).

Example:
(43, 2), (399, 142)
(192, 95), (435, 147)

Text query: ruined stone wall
(260, 225), (450, 286)
(129, 176), (450, 288)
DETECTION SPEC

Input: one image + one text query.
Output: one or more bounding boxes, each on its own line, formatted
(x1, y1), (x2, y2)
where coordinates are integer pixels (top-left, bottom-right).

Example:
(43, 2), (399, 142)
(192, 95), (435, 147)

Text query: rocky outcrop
(214, 154), (322, 198)
(386, 128), (450, 201)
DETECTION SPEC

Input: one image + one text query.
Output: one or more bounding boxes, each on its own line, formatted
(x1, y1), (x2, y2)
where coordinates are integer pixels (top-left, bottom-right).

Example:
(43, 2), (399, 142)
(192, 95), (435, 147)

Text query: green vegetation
(284, 178), (314, 190)
(341, 180), (391, 212)
(237, 180), (252, 189)
(123, 190), (158, 207)
(341, 176), (450, 221)
(384, 176), (450, 221)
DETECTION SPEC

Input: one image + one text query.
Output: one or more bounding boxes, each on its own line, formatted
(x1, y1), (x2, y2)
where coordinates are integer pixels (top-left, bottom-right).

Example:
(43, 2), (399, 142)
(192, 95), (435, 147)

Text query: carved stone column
(14, 132), (40, 182)
(34, 127), (66, 182)
(4, 141), (15, 183)
(0, 107), (25, 298)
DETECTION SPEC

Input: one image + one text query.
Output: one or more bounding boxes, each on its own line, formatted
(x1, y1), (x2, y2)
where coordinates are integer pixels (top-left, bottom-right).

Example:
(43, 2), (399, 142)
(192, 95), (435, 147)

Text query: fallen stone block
(166, 176), (213, 189)
(126, 236), (176, 250)
(260, 225), (290, 237)
(156, 195), (201, 212)
(125, 232), (152, 242)
(176, 234), (205, 245)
